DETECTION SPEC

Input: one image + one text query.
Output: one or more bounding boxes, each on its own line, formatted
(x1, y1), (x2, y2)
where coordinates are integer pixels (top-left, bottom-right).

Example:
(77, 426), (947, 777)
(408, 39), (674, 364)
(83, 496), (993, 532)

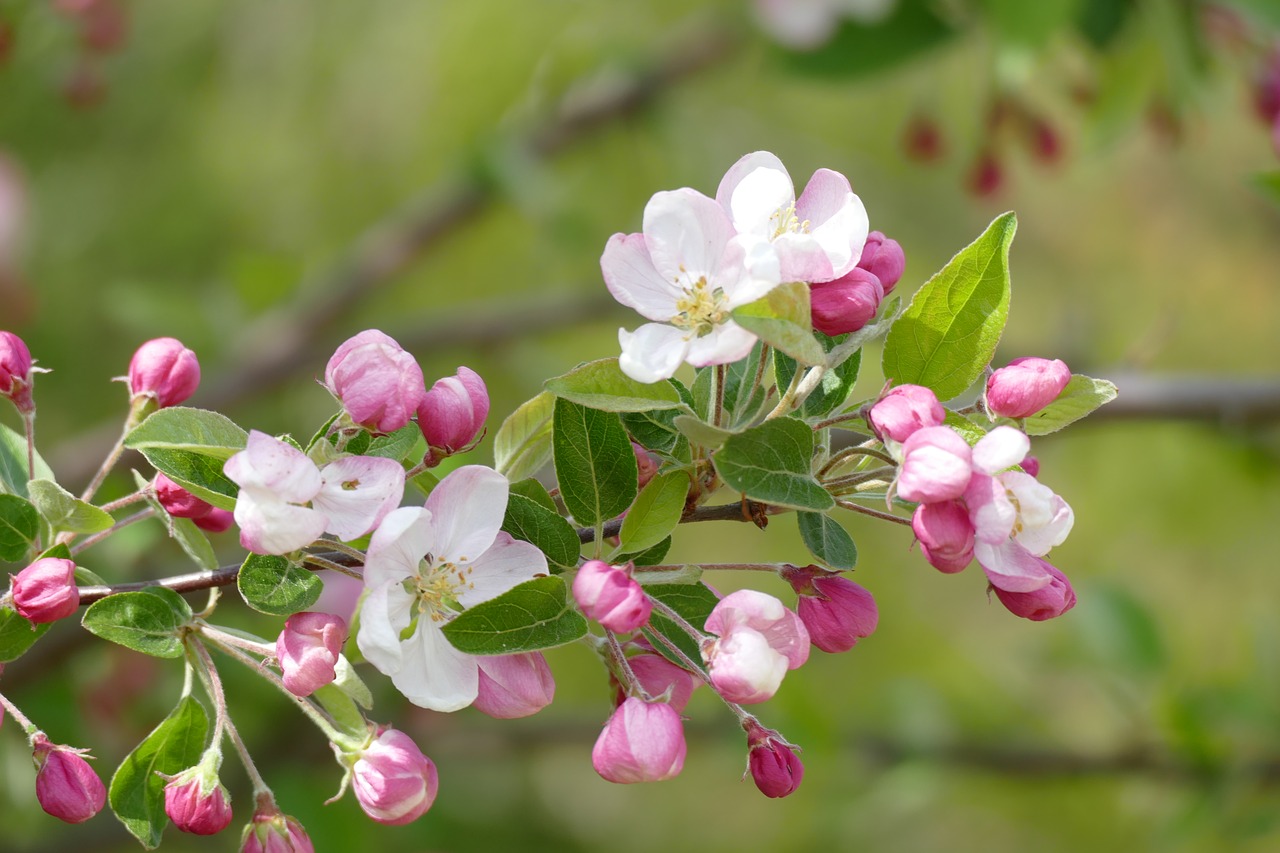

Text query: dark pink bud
(790, 573), (878, 654)
(32, 735), (106, 824)
(240, 809), (314, 853)
(572, 560), (651, 633)
(869, 384), (945, 443)
(986, 357), (1071, 419)
(352, 727), (438, 825)
(1028, 118), (1063, 164)
(745, 722), (803, 798)
(1020, 456), (1040, 478)
(912, 500), (975, 573)
(967, 150), (1003, 197)
(992, 559), (1076, 621)
(193, 507), (234, 533)
(129, 337), (200, 408)
(418, 366), (489, 456)
(856, 231), (905, 295)
(474, 652), (556, 719)
(0, 330), (34, 412)
(164, 770), (233, 835)
(902, 114), (944, 162)
(11, 558), (79, 624)
(153, 472), (214, 519)
(324, 330), (425, 433)
(809, 267), (884, 336)
(617, 644), (698, 712)
(592, 697), (686, 783)
(275, 612), (346, 697)
(632, 442), (659, 489)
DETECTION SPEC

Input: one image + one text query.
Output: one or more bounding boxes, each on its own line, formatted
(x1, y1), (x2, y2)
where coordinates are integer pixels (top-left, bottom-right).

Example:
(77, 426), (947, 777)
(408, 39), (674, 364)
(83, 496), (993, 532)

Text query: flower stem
(70, 507), (155, 556)
(0, 689), (39, 737)
(81, 401), (148, 503)
(22, 410), (36, 483)
(302, 553), (364, 580)
(712, 364), (726, 429)
(633, 562), (783, 574)
(186, 636), (274, 798)
(99, 489), (149, 514)
(817, 444), (896, 477)
(834, 497), (912, 526)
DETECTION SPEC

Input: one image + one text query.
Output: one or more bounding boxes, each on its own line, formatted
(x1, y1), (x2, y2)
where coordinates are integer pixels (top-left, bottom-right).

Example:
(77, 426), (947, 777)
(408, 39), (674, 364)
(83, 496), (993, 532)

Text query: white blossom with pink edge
(702, 589), (809, 704)
(601, 187), (781, 383)
(356, 465), (547, 712)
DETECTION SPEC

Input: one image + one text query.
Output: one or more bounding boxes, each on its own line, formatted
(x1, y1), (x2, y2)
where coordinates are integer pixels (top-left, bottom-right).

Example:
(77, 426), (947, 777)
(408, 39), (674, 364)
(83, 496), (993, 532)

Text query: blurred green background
(2, 0), (1279, 850)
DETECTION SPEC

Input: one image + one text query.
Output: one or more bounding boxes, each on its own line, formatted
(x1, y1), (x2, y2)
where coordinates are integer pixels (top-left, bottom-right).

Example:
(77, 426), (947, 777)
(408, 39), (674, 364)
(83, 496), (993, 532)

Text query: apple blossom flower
(351, 727), (438, 825)
(782, 567), (878, 653)
(601, 186), (782, 383)
(11, 557), (79, 624)
(128, 337), (200, 408)
(356, 465), (547, 711)
(716, 150), (868, 284)
(895, 426), (973, 504)
(418, 366), (489, 463)
(809, 267), (883, 336)
(474, 652), (556, 719)
(276, 612), (347, 697)
(324, 330), (426, 434)
(912, 500), (975, 574)
(572, 560), (652, 633)
(992, 557), (1076, 621)
(240, 809), (314, 853)
(224, 431), (404, 555)
(745, 720), (803, 798)
(986, 357), (1071, 419)
(0, 330), (34, 413)
(164, 767), (233, 836)
(856, 230), (905, 294)
(869, 384), (945, 443)
(32, 734), (106, 823)
(592, 697), (686, 783)
(703, 589), (809, 704)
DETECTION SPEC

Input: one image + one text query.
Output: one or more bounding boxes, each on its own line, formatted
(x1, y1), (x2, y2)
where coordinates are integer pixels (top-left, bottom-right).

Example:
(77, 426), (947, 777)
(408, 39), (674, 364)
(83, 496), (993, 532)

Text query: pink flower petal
(314, 456), (406, 541)
(601, 232), (679, 322)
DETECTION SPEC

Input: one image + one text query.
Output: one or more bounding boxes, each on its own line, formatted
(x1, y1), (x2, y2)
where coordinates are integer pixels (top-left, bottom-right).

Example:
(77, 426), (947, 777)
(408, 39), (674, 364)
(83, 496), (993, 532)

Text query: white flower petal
(685, 321), (758, 368)
(642, 189), (735, 282)
(716, 151), (788, 211)
(425, 465), (509, 563)
(975, 540), (1053, 593)
(234, 490), (327, 555)
(315, 456), (406, 541)
(224, 430), (322, 504)
(600, 232), (679, 322)
(727, 166), (795, 239)
(972, 426), (1030, 475)
(391, 622), (480, 712)
(364, 506), (433, 589)
(618, 323), (691, 383)
(720, 236), (782, 308)
(457, 533), (547, 607)
(356, 582), (414, 676)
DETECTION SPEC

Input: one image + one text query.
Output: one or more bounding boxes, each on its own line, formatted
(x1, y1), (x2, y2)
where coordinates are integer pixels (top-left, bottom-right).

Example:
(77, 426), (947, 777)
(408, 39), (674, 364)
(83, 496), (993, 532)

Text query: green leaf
(979, 0), (1078, 50)
(882, 212), (1017, 401)
(494, 391), (555, 482)
(672, 414), (736, 451)
(778, 0), (955, 79)
(712, 418), (834, 511)
(545, 358), (685, 412)
(0, 422), (56, 499)
(731, 282), (825, 366)
(365, 424), (423, 461)
(137, 449), (239, 511)
(552, 398), (637, 527)
(0, 493), (39, 561)
(502, 493), (581, 569)
(721, 340), (769, 426)
(124, 407), (248, 459)
(0, 608), (52, 662)
(442, 576), (587, 654)
(618, 535), (672, 568)
(618, 472), (690, 556)
(312, 657), (373, 739)
(109, 696), (209, 849)
(775, 332), (863, 419)
(509, 477), (557, 513)
(237, 554), (322, 616)
(1254, 171), (1280, 208)
(642, 582), (718, 669)
(797, 512), (858, 570)
(81, 588), (193, 658)
(27, 479), (114, 535)
(1022, 374), (1119, 436)
(944, 410), (989, 445)
(131, 471), (218, 572)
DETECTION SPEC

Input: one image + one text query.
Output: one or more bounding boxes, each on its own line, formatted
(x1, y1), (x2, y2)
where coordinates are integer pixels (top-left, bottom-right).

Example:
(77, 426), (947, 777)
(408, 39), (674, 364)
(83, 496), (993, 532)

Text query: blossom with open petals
(356, 466), (547, 711)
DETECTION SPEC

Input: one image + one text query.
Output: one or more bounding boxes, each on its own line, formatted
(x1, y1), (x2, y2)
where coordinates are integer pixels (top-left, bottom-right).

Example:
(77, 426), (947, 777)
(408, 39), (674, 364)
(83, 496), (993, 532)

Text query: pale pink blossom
(986, 357), (1071, 419)
(275, 612), (347, 697)
(474, 652), (556, 719)
(703, 590), (809, 704)
(128, 337), (200, 408)
(324, 330), (426, 434)
(592, 697), (686, 783)
(869, 384), (945, 443)
(352, 727), (438, 825)
(896, 426), (973, 504)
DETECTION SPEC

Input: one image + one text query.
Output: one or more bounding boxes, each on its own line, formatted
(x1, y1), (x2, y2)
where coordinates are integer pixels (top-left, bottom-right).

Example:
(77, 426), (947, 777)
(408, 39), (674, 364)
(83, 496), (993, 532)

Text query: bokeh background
(2, 0), (1279, 850)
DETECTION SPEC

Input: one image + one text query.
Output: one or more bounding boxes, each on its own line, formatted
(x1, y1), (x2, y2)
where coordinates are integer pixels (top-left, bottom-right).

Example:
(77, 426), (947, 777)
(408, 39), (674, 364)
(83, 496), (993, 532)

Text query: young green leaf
(672, 414), (737, 451)
(0, 608), (52, 662)
(27, 478), (114, 535)
(502, 493), (581, 569)
(135, 450), (239, 511)
(1021, 374), (1119, 435)
(441, 576), (587, 654)
(712, 418), (834, 511)
(0, 493), (39, 561)
(731, 281), (826, 366)
(796, 511), (858, 570)
(237, 554), (323, 616)
(124, 407), (248, 459)
(552, 398), (637, 527)
(365, 424), (424, 461)
(618, 472), (690, 556)
(494, 391), (555, 482)
(0, 422), (56, 499)
(81, 588), (194, 658)
(545, 358), (685, 412)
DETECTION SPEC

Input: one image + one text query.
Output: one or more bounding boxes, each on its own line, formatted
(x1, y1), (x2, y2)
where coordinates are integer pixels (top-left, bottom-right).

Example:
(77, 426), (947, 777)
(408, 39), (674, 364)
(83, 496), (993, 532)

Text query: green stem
(712, 364), (726, 429)
(817, 444), (896, 477)
(0, 689), (39, 737)
(302, 553), (364, 580)
(70, 507), (155, 556)
(22, 410), (35, 484)
(81, 399), (149, 503)
(834, 498), (912, 527)
(99, 489), (149, 514)
(633, 562), (782, 574)
(186, 637), (273, 798)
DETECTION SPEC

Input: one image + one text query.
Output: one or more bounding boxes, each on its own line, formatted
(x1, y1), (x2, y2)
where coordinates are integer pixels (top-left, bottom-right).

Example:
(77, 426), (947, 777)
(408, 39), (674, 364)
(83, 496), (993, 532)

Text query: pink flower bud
(276, 612), (347, 697)
(153, 472), (214, 519)
(1028, 118), (1063, 164)
(967, 149), (1003, 197)
(745, 722), (803, 798)
(324, 330), (425, 433)
(986, 357), (1071, 419)
(856, 231), (905, 295)
(11, 558), (79, 624)
(572, 560), (652, 633)
(418, 366), (489, 458)
(897, 426), (973, 505)
(128, 337), (200, 408)
(616, 641), (698, 712)
(784, 569), (878, 654)
(0, 330), (34, 412)
(869, 384), (945, 443)
(32, 735), (106, 823)
(240, 810), (314, 853)
(703, 590), (809, 704)
(902, 114), (944, 162)
(193, 507), (235, 533)
(991, 559), (1076, 621)
(912, 500), (975, 573)
(1020, 455), (1040, 478)
(474, 652), (556, 719)
(164, 770), (233, 835)
(809, 267), (883, 336)
(352, 727), (438, 826)
(632, 442), (659, 489)
(591, 697), (686, 783)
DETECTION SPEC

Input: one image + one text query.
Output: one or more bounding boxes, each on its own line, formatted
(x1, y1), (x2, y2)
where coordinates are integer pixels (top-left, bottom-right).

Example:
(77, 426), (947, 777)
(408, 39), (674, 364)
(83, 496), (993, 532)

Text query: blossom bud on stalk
(992, 559), (1077, 621)
(32, 734), (106, 824)
(783, 566), (878, 653)
(615, 640), (698, 712)
(912, 501), (975, 574)
(1020, 456), (1040, 478)
(352, 727), (438, 826)
(809, 267), (883, 336)
(153, 472), (215, 519)
(240, 809), (314, 853)
(418, 366), (489, 462)
(128, 337), (200, 408)
(474, 652), (556, 719)
(856, 231), (905, 295)
(0, 330), (34, 413)
(275, 612), (347, 697)
(744, 721), (803, 798)
(164, 769), (233, 835)
(324, 330), (425, 433)
(11, 558), (79, 624)
(632, 442), (659, 489)
(986, 357), (1071, 419)
(868, 384), (945, 444)
(193, 507), (234, 533)
(572, 561), (652, 633)
(703, 590), (809, 704)
(896, 426), (973, 505)
(592, 697), (686, 783)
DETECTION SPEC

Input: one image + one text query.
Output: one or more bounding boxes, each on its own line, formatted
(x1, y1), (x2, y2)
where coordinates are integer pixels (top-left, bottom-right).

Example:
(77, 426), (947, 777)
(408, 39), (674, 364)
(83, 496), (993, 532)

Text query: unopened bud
(572, 560), (651, 633)
(352, 727), (438, 825)
(240, 809), (314, 853)
(902, 114), (944, 162)
(912, 500), (975, 573)
(0, 330), (34, 413)
(992, 559), (1076, 621)
(418, 366), (489, 461)
(193, 507), (235, 533)
(967, 149), (1003, 197)
(275, 612), (346, 697)
(745, 721), (803, 798)
(809, 267), (883, 336)
(897, 426), (973, 505)
(474, 652), (556, 719)
(128, 337), (200, 408)
(154, 472), (214, 519)
(11, 558), (79, 624)
(32, 735), (106, 824)
(986, 357), (1071, 419)
(868, 384), (945, 443)
(784, 567), (878, 653)
(164, 769), (233, 836)
(324, 330), (425, 433)
(856, 231), (905, 295)
(632, 442), (660, 489)
(592, 697), (686, 783)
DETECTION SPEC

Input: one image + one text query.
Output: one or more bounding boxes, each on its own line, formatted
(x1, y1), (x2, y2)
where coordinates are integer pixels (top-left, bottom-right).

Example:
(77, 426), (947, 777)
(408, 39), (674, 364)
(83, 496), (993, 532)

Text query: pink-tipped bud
(783, 567), (878, 653)
(164, 768), (233, 836)
(193, 507), (235, 533)
(32, 735), (106, 824)
(275, 612), (346, 697)
(129, 337), (200, 408)
(240, 809), (314, 853)
(703, 590), (809, 704)
(324, 330), (425, 433)
(11, 558), (79, 624)
(1020, 455), (1040, 478)
(809, 267), (883, 337)
(856, 231), (905, 295)
(902, 114), (944, 162)
(745, 722), (803, 798)
(572, 560), (652, 633)
(474, 652), (556, 719)
(1027, 118), (1063, 164)
(592, 697), (686, 784)
(632, 442), (660, 489)
(0, 330), (34, 413)
(153, 472), (214, 520)
(992, 559), (1076, 621)
(967, 150), (1003, 197)
(869, 384), (945, 443)
(418, 366), (489, 459)
(897, 426), (973, 505)
(352, 727), (438, 826)
(912, 500), (975, 573)
(616, 641), (698, 712)
(986, 357), (1071, 419)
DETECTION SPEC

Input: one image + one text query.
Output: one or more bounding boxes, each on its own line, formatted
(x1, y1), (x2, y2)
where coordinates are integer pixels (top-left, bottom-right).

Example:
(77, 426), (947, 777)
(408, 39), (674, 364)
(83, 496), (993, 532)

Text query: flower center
(672, 276), (729, 337)
(406, 555), (475, 623)
(770, 203), (809, 240)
